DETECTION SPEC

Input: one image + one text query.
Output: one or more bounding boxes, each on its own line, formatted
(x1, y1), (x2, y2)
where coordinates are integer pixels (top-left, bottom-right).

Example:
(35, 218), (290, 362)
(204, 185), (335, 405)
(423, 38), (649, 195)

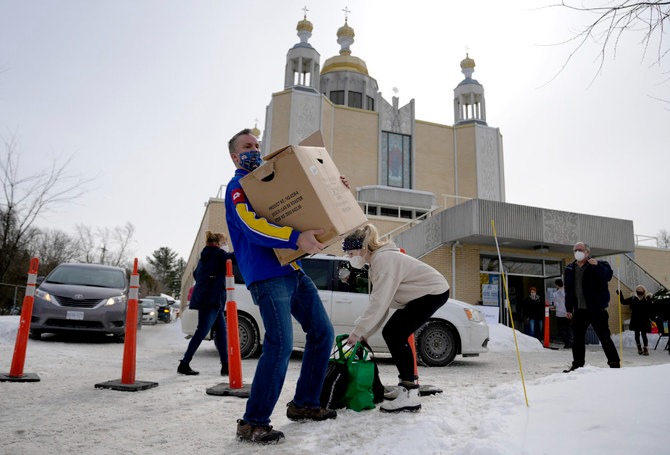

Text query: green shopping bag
(343, 338), (376, 412)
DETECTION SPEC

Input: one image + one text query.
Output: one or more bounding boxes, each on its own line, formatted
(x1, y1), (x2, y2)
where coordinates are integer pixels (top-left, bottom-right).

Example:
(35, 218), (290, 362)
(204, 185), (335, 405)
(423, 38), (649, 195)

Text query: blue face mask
(238, 150), (262, 171)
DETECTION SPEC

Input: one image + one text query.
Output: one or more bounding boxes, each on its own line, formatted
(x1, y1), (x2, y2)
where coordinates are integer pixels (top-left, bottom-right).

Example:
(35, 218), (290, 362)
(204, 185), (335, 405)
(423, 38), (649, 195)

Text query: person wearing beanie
(342, 223), (450, 413)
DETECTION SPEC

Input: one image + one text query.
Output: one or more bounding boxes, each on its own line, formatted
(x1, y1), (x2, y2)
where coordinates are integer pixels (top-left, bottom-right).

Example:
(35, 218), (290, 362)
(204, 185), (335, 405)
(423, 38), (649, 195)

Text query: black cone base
(0, 372), (40, 382)
(94, 379), (159, 392)
(206, 381), (251, 398)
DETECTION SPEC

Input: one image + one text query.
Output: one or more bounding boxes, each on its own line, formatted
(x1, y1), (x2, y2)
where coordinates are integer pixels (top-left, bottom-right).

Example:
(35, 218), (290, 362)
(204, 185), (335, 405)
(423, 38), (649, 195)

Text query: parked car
(140, 298), (158, 325)
(181, 254), (489, 366)
(30, 263), (132, 341)
(144, 295), (172, 323)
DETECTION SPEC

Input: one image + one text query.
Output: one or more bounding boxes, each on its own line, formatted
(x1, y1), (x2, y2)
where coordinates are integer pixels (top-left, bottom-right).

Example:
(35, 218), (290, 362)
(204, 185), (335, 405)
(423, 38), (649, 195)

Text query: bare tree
(658, 229), (670, 248)
(551, 1), (670, 83)
(30, 229), (82, 274)
(0, 134), (88, 281)
(74, 222), (136, 266)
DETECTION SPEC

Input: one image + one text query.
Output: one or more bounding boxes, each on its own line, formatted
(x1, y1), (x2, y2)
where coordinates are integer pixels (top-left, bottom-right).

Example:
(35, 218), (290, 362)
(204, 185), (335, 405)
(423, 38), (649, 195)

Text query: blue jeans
(182, 305), (228, 364)
(527, 319), (543, 341)
(244, 270), (334, 426)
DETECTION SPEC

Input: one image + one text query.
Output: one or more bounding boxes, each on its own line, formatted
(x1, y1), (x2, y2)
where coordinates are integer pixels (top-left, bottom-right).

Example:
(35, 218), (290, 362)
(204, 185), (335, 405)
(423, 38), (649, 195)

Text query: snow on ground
(1, 316), (668, 455)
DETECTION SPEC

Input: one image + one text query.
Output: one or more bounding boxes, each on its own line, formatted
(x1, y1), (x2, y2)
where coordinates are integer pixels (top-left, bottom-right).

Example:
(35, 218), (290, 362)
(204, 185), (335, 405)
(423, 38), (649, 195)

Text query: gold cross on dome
(302, 5), (309, 18)
(343, 6), (351, 20)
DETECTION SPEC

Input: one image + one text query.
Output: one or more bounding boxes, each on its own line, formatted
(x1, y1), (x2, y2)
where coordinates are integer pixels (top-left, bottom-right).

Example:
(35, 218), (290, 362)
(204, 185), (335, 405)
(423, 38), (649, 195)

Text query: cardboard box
(240, 136), (367, 265)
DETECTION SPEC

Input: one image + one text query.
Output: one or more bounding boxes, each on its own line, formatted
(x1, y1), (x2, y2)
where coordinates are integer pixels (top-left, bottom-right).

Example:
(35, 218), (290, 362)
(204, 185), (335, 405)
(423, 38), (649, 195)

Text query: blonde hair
(635, 284), (648, 297)
(205, 231), (227, 245)
(345, 223), (389, 253)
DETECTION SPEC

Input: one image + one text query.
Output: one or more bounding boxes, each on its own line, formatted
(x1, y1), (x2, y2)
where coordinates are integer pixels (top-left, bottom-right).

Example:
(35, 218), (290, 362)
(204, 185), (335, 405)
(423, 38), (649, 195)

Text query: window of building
(381, 131), (412, 188)
(366, 96), (375, 111)
(348, 91), (362, 109)
(480, 255), (561, 277)
(329, 90), (344, 105)
(479, 254), (563, 326)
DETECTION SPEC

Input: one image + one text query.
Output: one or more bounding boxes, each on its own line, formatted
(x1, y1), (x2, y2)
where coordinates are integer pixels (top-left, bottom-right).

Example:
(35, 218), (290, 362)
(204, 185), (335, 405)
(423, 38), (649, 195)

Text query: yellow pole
(491, 220), (529, 407)
(616, 256), (623, 365)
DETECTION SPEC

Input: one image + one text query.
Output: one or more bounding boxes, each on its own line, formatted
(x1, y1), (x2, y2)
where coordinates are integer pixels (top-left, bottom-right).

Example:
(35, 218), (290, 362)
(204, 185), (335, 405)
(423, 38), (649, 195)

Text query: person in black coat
(178, 231), (234, 376)
(618, 284), (653, 355)
(563, 241), (620, 372)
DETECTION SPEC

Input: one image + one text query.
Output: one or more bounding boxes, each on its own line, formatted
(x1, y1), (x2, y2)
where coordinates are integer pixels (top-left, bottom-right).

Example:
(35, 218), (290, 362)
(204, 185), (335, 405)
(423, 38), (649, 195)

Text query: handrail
(378, 206), (444, 241)
(607, 253), (665, 294)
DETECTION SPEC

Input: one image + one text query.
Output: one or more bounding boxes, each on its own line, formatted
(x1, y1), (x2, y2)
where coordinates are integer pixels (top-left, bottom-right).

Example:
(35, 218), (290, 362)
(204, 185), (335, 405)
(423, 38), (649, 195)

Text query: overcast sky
(1, 0), (668, 264)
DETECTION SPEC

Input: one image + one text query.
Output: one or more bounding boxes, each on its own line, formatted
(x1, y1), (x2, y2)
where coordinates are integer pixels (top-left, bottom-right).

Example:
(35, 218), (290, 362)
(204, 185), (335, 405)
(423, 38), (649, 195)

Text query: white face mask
(349, 255), (366, 270)
(574, 251), (586, 262)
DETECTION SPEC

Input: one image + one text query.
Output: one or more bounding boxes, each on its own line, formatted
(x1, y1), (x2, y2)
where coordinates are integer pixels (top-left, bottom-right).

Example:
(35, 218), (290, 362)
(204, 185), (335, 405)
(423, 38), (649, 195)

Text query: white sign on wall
(478, 305), (500, 325)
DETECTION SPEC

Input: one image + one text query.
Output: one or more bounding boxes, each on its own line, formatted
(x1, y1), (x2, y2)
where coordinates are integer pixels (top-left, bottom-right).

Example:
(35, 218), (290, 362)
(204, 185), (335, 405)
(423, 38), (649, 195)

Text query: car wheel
(415, 320), (458, 367)
(237, 313), (261, 359)
(213, 313), (261, 359)
(29, 330), (42, 341)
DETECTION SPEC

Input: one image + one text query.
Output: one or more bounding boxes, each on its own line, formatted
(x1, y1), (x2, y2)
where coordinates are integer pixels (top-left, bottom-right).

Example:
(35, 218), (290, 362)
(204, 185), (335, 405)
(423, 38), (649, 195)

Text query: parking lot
(1, 317), (668, 454)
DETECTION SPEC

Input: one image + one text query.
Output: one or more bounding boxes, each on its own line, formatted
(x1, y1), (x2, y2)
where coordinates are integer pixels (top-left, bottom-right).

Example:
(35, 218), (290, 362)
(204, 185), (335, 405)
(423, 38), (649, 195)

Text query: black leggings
(382, 289), (450, 382)
(634, 330), (648, 347)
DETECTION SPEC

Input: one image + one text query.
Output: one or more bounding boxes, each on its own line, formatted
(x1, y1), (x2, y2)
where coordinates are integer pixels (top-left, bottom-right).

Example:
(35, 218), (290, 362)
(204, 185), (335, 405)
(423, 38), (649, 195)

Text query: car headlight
(104, 295), (126, 306)
(35, 289), (53, 302)
(464, 308), (484, 322)
(149, 310), (155, 316)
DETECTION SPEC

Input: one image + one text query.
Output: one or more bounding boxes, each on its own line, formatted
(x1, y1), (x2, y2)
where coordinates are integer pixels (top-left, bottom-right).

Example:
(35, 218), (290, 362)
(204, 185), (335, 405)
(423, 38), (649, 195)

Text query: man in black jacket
(563, 242), (620, 372)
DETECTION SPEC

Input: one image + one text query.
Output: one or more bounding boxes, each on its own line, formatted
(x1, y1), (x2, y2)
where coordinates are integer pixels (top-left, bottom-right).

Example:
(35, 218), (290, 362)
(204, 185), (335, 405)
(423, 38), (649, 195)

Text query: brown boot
(643, 346), (649, 356)
(637, 344), (643, 355)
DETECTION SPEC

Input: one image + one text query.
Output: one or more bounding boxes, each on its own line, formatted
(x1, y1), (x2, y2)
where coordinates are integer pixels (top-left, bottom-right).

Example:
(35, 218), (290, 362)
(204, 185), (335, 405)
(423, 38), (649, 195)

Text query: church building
(182, 13), (669, 335)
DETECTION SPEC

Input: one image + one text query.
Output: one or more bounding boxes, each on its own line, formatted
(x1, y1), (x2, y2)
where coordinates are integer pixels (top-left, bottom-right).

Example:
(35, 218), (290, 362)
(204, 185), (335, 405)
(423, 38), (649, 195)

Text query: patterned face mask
(238, 150), (262, 171)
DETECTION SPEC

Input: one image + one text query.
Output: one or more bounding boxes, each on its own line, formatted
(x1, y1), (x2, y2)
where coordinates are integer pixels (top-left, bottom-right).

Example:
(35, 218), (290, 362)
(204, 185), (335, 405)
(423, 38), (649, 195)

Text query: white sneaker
(380, 386), (421, 413)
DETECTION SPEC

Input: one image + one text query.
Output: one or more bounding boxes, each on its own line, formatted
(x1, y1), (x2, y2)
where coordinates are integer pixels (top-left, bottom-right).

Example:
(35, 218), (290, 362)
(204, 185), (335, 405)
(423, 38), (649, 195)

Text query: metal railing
(604, 254), (665, 294)
(374, 205), (444, 242)
(634, 234), (658, 246)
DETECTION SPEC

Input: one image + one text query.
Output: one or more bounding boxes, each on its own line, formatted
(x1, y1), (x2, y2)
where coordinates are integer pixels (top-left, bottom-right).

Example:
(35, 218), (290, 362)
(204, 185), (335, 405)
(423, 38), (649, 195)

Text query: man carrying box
(225, 128), (343, 444)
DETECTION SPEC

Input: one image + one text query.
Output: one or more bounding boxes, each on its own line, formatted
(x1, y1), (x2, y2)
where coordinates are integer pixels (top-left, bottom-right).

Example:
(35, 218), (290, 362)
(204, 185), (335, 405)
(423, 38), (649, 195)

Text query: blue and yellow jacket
(225, 169), (301, 286)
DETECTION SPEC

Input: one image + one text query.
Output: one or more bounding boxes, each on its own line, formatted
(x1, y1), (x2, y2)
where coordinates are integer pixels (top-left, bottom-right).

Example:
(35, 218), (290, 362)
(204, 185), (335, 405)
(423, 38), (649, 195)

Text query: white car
(180, 254), (489, 366)
(140, 298), (158, 325)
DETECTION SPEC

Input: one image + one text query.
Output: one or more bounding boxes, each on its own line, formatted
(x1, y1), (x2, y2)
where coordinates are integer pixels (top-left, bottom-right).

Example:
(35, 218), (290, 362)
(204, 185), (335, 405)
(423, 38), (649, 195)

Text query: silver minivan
(30, 263), (130, 341)
(181, 254), (489, 366)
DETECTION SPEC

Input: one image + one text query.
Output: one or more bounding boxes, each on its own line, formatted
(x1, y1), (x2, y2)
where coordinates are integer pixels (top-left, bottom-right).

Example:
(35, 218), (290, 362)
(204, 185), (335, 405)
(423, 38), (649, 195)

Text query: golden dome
(460, 53), (475, 69)
(297, 15), (313, 33)
(321, 54), (368, 75)
(251, 125), (261, 138)
(337, 19), (354, 38)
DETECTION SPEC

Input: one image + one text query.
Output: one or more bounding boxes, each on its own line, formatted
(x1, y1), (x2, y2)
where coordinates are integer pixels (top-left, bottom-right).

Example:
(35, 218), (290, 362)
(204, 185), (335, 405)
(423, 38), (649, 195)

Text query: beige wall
(455, 125), (478, 200)
(268, 90), (292, 152)
(414, 121), (455, 200)
(634, 246), (670, 289)
(330, 106), (378, 188)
